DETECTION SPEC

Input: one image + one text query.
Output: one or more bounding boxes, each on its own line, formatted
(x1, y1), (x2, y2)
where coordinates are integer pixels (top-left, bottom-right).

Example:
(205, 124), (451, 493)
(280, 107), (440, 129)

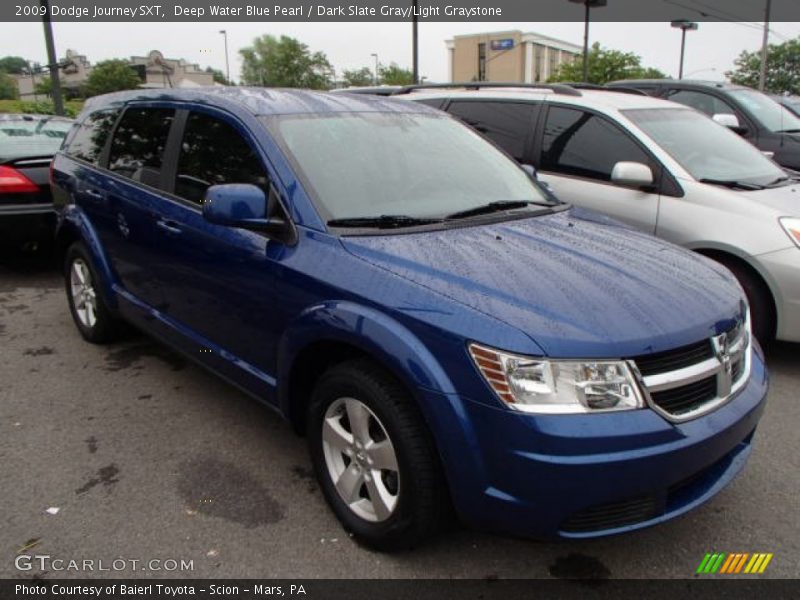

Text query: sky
(0, 20), (799, 83)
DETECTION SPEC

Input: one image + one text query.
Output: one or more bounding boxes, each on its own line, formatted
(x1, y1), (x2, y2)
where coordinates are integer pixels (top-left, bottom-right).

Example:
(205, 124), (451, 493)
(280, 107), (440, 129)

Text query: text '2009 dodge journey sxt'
(51, 88), (767, 550)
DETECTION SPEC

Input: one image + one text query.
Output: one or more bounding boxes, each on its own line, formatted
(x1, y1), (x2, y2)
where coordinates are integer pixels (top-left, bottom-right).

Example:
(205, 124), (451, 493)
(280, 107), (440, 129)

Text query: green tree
(205, 66), (232, 86)
(342, 66), (375, 87)
(378, 63), (414, 85)
(82, 59), (141, 98)
(0, 71), (18, 100)
(548, 42), (666, 85)
(0, 56), (29, 75)
(34, 76), (52, 96)
(239, 35), (333, 89)
(727, 37), (800, 94)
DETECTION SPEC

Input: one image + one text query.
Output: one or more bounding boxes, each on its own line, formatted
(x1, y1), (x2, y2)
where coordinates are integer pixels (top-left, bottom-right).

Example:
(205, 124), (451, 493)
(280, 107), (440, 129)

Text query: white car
(401, 84), (800, 343)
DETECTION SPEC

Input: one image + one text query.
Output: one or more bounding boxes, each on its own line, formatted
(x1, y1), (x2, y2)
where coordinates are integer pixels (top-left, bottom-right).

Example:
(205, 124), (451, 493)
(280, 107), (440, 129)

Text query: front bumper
(425, 344), (768, 539)
(758, 246), (800, 342)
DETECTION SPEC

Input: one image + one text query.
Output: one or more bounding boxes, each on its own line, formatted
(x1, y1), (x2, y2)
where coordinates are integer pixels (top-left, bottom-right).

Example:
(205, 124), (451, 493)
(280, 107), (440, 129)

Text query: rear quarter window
(64, 109), (119, 165)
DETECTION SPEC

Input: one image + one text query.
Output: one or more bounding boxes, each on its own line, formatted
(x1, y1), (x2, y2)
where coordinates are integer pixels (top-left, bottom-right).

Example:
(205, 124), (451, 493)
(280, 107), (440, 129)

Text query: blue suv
(51, 88), (768, 550)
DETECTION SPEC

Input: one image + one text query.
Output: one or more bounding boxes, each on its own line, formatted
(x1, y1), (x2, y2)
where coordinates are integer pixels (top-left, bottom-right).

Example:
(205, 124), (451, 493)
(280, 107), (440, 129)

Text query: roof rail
(392, 82), (582, 97)
(558, 82), (648, 96)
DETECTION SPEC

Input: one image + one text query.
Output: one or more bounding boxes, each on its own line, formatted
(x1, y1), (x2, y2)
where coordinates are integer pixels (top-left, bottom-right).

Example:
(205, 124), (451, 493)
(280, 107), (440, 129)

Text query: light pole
(412, 0), (419, 84)
(371, 53), (379, 85)
(219, 29), (230, 84)
(758, 0), (772, 91)
(568, 0), (607, 83)
(671, 20), (698, 79)
(39, 0), (64, 115)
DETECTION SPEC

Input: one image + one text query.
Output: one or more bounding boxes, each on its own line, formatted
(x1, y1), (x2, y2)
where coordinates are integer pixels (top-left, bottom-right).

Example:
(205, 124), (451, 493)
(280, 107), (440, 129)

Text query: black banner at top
(2, 0), (800, 22)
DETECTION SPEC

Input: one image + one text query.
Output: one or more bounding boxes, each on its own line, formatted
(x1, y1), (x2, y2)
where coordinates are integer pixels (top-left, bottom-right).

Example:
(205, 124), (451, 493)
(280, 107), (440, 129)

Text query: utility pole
(219, 30), (230, 84)
(40, 0), (64, 115)
(412, 0), (419, 84)
(758, 0), (772, 91)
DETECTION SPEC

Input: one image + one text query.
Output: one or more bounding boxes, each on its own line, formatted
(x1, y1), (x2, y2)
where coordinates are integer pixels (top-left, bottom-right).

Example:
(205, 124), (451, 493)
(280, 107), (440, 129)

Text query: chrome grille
(632, 314), (751, 422)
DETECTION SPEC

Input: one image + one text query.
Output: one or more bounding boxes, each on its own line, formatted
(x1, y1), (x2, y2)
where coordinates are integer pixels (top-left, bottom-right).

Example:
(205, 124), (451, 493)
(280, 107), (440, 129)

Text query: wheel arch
(277, 301), (457, 435)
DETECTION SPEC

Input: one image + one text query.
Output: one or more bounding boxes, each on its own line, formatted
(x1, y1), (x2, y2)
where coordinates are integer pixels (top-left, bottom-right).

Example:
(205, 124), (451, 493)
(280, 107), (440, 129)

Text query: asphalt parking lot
(1, 251), (798, 580)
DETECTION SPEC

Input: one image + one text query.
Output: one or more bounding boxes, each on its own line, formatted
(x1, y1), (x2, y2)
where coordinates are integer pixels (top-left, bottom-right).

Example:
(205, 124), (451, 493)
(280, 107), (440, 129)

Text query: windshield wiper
(327, 215), (444, 229)
(776, 128), (800, 134)
(445, 200), (554, 221)
(698, 178), (765, 191)
(766, 175), (793, 187)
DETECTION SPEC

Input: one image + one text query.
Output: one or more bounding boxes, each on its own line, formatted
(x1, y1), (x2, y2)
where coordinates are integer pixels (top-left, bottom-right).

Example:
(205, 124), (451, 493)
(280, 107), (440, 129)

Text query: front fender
(277, 301), (458, 415)
(56, 204), (119, 311)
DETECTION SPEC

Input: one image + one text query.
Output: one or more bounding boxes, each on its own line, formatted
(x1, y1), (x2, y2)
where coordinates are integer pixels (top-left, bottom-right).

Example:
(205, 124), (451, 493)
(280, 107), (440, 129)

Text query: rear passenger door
(534, 105), (662, 233)
(100, 105), (176, 309)
(445, 100), (539, 164)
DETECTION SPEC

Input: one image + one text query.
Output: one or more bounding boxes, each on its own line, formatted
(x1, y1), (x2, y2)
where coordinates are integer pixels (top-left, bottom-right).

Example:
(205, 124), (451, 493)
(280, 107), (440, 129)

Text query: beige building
(446, 30), (582, 84)
(13, 49), (215, 100)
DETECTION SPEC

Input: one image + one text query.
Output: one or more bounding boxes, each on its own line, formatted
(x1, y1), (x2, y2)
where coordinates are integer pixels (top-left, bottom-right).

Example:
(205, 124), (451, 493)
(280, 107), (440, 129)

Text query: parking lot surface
(1, 252), (798, 580)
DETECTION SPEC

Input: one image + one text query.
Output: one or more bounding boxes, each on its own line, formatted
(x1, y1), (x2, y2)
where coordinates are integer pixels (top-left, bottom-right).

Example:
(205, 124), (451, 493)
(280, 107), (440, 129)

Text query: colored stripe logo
(696, 552), (773, 574)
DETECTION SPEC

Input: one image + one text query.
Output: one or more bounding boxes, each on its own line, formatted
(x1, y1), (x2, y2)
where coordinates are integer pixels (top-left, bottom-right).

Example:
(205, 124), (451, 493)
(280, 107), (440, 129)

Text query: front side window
(728, 88), (800, 133)
(540, 106), (651, 182)
(108, 107), (175, 187)
(174, 112), (268, 205)
(265, 112), (550, 223)
(447, 101), (537, 162)
(625, 107), (785, 187)
(65, 109), (119, 164)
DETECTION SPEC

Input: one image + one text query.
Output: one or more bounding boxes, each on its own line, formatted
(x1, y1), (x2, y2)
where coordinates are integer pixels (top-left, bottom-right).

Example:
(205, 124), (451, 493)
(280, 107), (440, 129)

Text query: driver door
(534, 105), (663, 233)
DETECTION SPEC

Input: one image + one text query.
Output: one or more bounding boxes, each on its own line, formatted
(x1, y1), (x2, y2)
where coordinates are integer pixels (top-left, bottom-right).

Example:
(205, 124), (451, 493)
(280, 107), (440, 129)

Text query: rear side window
(174, 112), (268, 205)
(108, 107), (175, 187)
(666, 90), (736, 118)
(540, 106), (650, 182)
(65, 109), (119, 164)
(447, 101), (537, 162)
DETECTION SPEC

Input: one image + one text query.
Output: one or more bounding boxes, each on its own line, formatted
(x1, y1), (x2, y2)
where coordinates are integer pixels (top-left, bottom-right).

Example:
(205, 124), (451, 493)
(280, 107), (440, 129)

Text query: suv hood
(341, 209), (744, 358)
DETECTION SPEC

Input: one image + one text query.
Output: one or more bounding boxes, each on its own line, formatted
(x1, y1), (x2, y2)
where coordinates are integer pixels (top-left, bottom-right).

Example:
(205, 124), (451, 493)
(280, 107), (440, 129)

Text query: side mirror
(610, 161), (654, 188)
(203, 183), (297, 245)
(713, 113), (747, 134)
(203, 184), (268, 229)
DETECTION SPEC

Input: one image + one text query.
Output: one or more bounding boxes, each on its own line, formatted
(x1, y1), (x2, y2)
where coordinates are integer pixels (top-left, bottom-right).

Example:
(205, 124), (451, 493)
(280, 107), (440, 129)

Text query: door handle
(84, 188), (104, 200)
(156, 219), (183, 235)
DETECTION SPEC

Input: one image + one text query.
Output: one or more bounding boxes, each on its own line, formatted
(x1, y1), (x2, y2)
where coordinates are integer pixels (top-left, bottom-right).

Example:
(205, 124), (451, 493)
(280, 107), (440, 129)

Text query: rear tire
(307, 359), (447, 551)
(64, 242), (122, 344)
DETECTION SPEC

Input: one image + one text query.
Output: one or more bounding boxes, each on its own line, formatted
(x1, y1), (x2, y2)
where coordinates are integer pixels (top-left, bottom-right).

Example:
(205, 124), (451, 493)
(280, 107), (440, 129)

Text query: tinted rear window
(0, 117), (73, 161)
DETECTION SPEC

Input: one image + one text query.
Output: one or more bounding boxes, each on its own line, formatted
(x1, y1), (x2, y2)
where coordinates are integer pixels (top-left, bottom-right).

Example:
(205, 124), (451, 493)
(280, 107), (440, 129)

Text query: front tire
(307, 359), (447, 551)
(64, 242), (122, 344)
(714, 257), (775, 344)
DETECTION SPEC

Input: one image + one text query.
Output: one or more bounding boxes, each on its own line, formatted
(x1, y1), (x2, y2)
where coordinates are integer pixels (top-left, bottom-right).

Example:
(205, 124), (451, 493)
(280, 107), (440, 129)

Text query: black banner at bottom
(1, 579), (798, 600)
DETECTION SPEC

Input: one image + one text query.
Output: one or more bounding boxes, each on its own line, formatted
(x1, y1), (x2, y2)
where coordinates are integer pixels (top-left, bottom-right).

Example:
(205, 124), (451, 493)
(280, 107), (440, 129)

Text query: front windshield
(625, 107), (785, 186)
(265, 112), (551, 223)
(729, 88), (800, 132)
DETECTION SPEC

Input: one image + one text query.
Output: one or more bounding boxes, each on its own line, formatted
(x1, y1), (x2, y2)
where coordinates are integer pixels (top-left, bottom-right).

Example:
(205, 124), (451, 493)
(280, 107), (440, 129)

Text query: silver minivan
(403, 86), (800, 343)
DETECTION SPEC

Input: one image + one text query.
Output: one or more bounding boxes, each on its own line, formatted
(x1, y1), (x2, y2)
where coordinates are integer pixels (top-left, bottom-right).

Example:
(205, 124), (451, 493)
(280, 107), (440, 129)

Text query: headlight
(779, 217), (800, 248)
(469, 344), (645, 414)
